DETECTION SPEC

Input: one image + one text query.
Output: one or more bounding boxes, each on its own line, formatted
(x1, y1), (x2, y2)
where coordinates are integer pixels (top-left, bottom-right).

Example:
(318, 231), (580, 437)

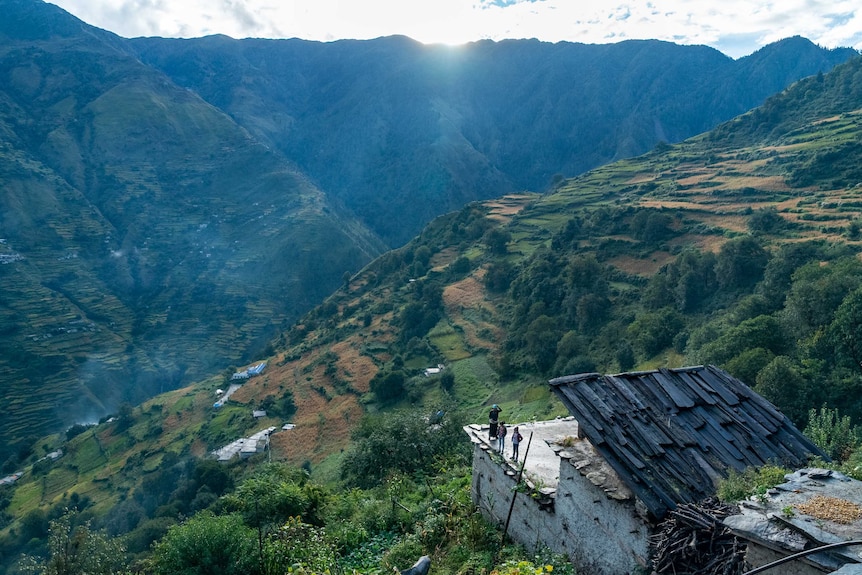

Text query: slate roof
(548, 365), (827, 520)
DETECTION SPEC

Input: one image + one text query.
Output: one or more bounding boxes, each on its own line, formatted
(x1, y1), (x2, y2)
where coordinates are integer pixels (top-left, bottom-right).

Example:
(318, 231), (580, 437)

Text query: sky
(48, 0), (862, 59)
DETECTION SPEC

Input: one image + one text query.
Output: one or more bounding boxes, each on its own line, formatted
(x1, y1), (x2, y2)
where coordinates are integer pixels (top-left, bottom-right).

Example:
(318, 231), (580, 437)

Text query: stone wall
(470, 443), (651, 575)
(471, 445), (562, 553)
(554, 454), (651, 573)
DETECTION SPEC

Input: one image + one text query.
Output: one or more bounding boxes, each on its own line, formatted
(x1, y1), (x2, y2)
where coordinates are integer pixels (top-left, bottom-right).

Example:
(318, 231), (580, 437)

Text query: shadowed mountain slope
(0, 0), (385, 457)
(131, 34), (858, 245)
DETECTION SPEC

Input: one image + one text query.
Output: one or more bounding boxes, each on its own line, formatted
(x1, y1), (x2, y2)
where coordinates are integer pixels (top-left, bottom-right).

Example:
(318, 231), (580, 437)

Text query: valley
(2, 0), (862, 572)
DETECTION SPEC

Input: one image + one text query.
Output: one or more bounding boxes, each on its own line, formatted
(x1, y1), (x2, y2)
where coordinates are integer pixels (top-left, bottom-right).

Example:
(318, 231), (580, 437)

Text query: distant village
(210, 361), (298, 463)
(231, 362), (267, 380)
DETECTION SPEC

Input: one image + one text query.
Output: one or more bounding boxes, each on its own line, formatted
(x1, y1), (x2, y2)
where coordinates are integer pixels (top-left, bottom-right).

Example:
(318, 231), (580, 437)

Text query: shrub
(148, 512), (258, 575)
(341, 408), (469, 488)
(717, 465), (790, 503)
(804, 406), (859, 462)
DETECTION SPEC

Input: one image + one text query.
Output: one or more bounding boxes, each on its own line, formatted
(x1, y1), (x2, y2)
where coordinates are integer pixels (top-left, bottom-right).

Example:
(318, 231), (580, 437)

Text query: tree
(20, 510), (128, 575)
(114, 402), (135, 432)
(370, 370), (405, 403)
(827, 286), (862, 372)
(222, 465), (321, 528)
(629, 210), (674, 243)
(193, 459), (234, 497)
(643, 249), (716, 312)
(627, 308), (683, 358)
(757, 241), (827, 310)
(716, 236), (768, 290)
(785, 257), (862, 339)
(615, 341), (636, 371)
(724, 347), (775, 386)
(575, 293), (610, 333)
(484, 261), (515, 292)
(694, 315), (785, 366)
(440, 370), (455, 392)
(755, 357), (810, 425)
(148, 512), (258, 575)
(484, 228), (511, 255)
(524, 315), (559, 373)
(747, 207), (785, 234)
(449, 256), (471, 275)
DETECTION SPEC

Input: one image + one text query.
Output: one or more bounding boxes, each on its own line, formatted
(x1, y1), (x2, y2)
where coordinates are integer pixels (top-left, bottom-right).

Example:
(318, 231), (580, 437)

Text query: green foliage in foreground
(12, 407), (561, 575)
(20, 511), (129, 575)
(341, 407), (470, 489)
(148, 512), (258, 575)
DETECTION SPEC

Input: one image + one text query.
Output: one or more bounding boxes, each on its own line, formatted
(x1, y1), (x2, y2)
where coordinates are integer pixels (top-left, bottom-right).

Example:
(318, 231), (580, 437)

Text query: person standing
(497, 422), (507, 454)
(511, 426), (523, 461)
(488, 404), (502, 440)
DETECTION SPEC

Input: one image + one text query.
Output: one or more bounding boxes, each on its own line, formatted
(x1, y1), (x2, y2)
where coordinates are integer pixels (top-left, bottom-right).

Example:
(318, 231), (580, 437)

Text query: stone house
(465, 365), (825, 574)
(725, 468), (862, 574)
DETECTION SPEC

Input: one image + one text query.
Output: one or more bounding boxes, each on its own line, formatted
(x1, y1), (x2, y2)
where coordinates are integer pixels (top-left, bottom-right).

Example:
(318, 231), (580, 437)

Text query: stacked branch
(650, 498), (747, 575)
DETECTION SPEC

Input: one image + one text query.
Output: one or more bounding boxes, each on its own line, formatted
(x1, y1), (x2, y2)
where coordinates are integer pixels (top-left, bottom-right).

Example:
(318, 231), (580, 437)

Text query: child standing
(497, 422), (507, 454)
(511, 426), (523, 461)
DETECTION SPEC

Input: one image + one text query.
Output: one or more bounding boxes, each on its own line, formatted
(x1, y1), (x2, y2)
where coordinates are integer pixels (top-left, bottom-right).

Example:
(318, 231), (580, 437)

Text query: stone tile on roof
(549, 365), (827, 520)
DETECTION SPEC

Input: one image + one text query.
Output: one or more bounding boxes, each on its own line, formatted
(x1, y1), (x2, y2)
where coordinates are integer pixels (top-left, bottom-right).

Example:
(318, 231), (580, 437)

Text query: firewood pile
(650, 497), (748, 575)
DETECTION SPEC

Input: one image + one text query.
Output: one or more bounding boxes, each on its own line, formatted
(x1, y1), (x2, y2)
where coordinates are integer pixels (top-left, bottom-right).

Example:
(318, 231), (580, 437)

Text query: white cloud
(48, 0), (861, 58)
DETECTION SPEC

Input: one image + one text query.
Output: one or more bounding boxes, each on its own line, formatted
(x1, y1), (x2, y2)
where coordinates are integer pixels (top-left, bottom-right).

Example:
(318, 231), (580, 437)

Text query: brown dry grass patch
(460, 319), (501, 351)
(717, 176), (790, 190)
(272, 390), (360, 463)
(443, 276), (486, 310)
(442, 274), (501, 351)
(331, 340), (377, 394)
(639, 199), (708, 211)
(608, 252), (674, 276)
(484, 194), (533, 222)
(676, 172), (717, 186)
(626, 174), (657, 184)
(430, 247), (461, 270)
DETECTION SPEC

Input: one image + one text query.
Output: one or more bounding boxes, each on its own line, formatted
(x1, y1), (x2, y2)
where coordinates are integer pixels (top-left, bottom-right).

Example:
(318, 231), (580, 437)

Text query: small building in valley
(465, 365), (825, 574)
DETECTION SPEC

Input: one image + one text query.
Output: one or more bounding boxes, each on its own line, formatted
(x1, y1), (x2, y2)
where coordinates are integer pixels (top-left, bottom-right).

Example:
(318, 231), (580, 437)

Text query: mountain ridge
(130, 34), (858, 245)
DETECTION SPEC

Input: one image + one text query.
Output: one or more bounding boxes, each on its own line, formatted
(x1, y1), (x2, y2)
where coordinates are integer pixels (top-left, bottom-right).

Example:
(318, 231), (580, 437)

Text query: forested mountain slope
(131, 34), (858, 245)
(260, 53), (862, 460)
(0, 0), (854, 460)
(3, 47), (862, 575)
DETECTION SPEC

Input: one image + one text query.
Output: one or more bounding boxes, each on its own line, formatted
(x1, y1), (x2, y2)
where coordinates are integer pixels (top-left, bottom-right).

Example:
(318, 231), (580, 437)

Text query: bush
(341, 408), (469, 488)
(20, 510), (128, 575)
(370, 370), (406, 403)
(148, 512), (258, 575)
(804, 406), (859, 462)
(717, 465), (790, 503)
(263, 517), (337, 575)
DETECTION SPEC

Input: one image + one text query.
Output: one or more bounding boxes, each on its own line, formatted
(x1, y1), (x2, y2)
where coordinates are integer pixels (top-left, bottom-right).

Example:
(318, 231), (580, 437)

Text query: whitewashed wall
(470, 443), (652, 575)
